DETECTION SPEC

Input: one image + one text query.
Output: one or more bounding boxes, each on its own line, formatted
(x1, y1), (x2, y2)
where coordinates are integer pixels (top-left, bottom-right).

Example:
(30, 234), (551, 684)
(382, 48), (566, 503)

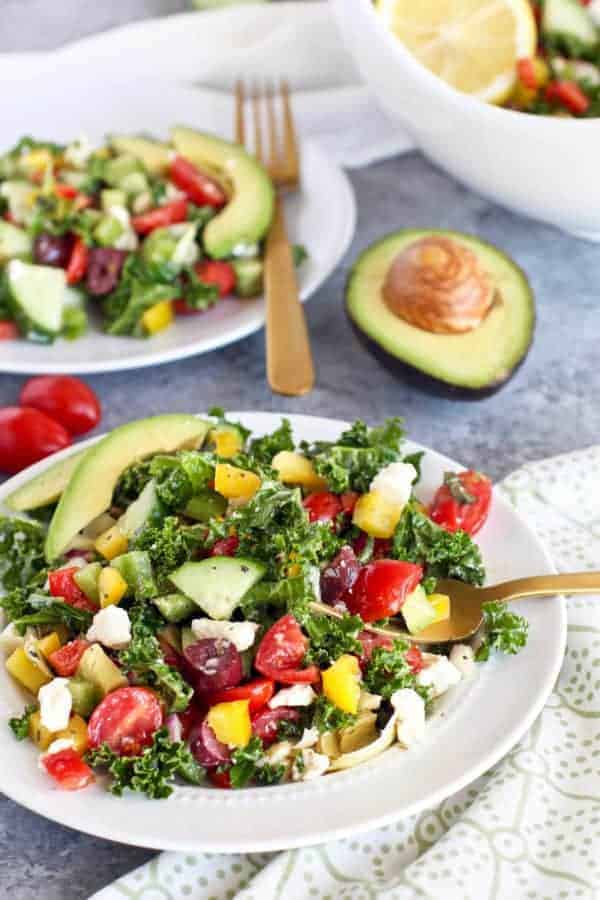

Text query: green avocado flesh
(109, 136), (171, 174)
(346, 230), (535, 393)
(45, 415), (210, 561)
(170, 127), (274, 259)
(5, 448), (86, 512)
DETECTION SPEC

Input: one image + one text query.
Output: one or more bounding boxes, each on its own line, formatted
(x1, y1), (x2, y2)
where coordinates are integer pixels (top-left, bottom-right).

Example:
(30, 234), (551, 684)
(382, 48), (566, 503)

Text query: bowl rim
(356, 0), (600, 131)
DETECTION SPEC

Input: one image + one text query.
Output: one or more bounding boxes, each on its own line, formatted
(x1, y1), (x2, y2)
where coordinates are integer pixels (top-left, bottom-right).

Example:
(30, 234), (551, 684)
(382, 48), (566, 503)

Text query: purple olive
(85, 248), (127, 296)
(33, 233), (72, 268)
(189, 719), (231, 768)
(183, 638), (243, 693)
(321, 545), (360, 606)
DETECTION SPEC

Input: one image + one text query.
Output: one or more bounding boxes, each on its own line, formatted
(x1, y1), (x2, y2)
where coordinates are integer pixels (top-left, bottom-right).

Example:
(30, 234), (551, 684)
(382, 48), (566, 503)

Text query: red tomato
(48, 639), (91, 676)
(20, 375), (101, 436)
(131, 198), (188, 235)
(42, 748), (95, 791)
(303, 491), (343, 524)
(54, 182), (78, 199)
(255, 614), (320, 685)
(210, 535), (239, 557)
(169, 156), (226, 208)
(251, 706), (302, 745)
(429, 470), (492, 536)
(0, 407), (71, 474)
(195, 260), (236, 297)
(0, 321), (19, 340)
(208, 768), (232, 789)
(357, 630), (393, 668)
(340, 491), (359, 515)
(406, 645), (424, 674)
(204, 677), (274, 714)
(344, 560), (423, 623)
(88, 687), (163, 756)
(173, 298), (203, 316)
(517, 58), (538, 90)
(66, 236), (89, 285)
(545, 80), (590, 115)
(48, 567), (97, 612)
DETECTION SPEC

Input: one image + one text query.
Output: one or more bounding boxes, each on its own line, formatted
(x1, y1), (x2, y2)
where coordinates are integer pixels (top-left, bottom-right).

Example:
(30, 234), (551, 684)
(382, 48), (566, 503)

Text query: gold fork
(235, 80), (314, 397)
(310, 570), (600, 645)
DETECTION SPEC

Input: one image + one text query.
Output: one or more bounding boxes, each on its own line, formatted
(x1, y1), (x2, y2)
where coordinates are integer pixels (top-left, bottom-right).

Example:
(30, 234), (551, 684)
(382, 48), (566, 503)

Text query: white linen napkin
(0, 3), (414, 169)
(93, 446), (600, 900)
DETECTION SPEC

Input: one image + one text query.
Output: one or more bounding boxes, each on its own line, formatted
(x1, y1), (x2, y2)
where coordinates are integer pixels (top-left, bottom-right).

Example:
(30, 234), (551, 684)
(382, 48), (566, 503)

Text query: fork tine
(251, 83), (264, 166)
(265, 83), (280, 174)
(280, 80), (300, 179)
(234, 79), (245, 147)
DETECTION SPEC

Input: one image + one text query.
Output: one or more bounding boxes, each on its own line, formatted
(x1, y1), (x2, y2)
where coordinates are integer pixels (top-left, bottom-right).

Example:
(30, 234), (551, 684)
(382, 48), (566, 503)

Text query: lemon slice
(376, 0), (537, 104)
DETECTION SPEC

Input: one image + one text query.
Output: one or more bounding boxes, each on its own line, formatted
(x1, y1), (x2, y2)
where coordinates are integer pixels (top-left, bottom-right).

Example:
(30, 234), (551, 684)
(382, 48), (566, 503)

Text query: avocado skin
(344, 230), (535, 400)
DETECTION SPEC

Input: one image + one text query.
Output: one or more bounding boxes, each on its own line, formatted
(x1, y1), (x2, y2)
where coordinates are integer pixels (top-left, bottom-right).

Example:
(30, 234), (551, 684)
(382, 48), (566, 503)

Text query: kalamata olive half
(251, 707), (302, 746)
(189, 719), (231, 768)
(33, 233), (72, 268)
(85, 248), (127, 296)
(183, 638), (243, 693)
(320, 545), (360, 606)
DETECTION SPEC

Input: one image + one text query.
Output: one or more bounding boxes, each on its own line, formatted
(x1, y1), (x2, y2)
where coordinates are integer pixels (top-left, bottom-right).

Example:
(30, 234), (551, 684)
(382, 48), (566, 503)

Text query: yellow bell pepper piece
(210, 428), (243, 459)
(95, 525), (128, 560)
(271, 451), (327, 491)
(20, 148), (53, 176)
(207, 699), (251, 748)
(29, 712), (89, 754)
(322, 654), (361, 715)
(98, 566), (128, 608)
(36, 632), (62, 660)
(352, 490), (403, 539)
(214, 463), (261, 500)
(141, 300), (174, 336)
(29, 709), (55, 750)
(6, 647), (53, 695)
(428, 593), (451, 624)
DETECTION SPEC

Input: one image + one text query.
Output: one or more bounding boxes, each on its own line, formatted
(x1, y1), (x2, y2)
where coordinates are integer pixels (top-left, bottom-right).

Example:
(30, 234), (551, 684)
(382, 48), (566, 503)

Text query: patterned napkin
(93, 447), (600, 899)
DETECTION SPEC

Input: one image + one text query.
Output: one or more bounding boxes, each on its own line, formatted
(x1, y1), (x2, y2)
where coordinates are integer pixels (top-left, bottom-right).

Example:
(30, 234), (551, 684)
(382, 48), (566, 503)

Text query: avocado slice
(346, 229), (535, 397)
(170, 127), (274, 259)
(45, 414), (210, 561)
(5, 447), (87, 512)
(109, 136), (171, 175)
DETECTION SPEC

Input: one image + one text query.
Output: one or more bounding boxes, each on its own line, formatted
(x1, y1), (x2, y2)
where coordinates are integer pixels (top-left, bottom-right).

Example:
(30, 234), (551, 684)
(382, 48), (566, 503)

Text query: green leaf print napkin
(93, 447), (600, 899)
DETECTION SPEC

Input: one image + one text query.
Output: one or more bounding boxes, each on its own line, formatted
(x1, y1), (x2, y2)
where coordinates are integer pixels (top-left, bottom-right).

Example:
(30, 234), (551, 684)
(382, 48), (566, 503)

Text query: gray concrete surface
(1, 2), (599, 898)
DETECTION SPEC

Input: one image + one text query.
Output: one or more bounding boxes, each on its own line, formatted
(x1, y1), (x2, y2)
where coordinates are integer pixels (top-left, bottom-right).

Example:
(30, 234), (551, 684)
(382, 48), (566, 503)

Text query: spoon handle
(484, 571), (600, 602)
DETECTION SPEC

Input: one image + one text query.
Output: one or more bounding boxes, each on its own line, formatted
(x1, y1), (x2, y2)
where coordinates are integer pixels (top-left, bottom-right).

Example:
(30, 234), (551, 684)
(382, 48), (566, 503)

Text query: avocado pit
(382, 235), (495, 335)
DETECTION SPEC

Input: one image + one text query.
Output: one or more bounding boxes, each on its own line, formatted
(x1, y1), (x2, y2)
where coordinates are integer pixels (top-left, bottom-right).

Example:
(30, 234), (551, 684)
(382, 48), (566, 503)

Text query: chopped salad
(1, 412), (528, 796)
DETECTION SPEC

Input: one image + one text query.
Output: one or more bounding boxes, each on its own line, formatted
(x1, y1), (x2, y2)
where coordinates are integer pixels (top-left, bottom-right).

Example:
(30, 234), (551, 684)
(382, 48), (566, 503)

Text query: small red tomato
(340, 491), (359, 515)
(48, 567), (97, 612)
(303, 491), (343, 524)
(516, 58), (538, 90)
(208, 768), (232, 789)
(210, 535), (239, 557)
(65, 236), (89, 285)
(48, 639), (91, 676)
(20, 375), (101, 436)
(255, 614), (320, 685)
(344, 559), (423, 623)
(42, 748), (95, 791)
(195, 260), (236, 297)
(169, 156), (226, 208)
(545, 80), (590, 115)
(0, 321), (19, 340)
(429, 470), (492, 536)
(54, 183), (78, 199)
(88, 687), (163, 756)
(204, 677), (275, 714)
(357, 630), (393, 668)
(131, 198), (188, 235)
(406, 645), (424, 674)
(0, 407), (71, 474)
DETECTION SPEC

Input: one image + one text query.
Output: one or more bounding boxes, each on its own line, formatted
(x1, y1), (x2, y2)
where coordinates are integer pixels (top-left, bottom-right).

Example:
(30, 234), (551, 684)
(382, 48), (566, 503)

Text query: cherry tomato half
(357, 630), (393, 668)
(20, 375), (101, 436)
(88, 687), (163, 756)
(0, 321), (19, 340)
(303, 491), (342, 524)
(204, 677), (275, 714)
(429, 470), (492, 536)
(406, 645), (424, 674)
(48, 639), (91, 677)
(0, 407), (71, 474)
(48, 567), (98, 612)
(210, 535), (239, 557)
(255, 614), (320, 685)
(65, 236), (89, 285)
(208, 768), (232, 789)
(169, 155), (226, 208)
(344, 559), (423, 623)
(42, 747), (95, 791)
(195, 260), (236, 297)
(131, 198), (188, 235)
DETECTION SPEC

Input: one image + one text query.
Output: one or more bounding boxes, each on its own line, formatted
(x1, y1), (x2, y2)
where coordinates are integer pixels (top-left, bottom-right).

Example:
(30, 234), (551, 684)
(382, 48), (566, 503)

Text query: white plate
(0, 80), (356, 374)
(0, 413), (566, 853)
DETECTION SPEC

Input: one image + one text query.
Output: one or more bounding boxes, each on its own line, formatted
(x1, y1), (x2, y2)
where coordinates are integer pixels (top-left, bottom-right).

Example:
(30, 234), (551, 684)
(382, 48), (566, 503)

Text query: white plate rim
(0, 412), (567, 852)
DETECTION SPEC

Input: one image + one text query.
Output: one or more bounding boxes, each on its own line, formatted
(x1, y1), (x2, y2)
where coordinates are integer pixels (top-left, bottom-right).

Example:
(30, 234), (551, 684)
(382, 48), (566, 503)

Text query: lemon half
(377, 0), (537, 104)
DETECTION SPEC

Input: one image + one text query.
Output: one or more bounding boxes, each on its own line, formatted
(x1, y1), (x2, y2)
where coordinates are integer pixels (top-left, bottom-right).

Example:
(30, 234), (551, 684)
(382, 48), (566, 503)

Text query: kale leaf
(134, 516), (198, 581)
(227, 736), (285, 788)
(113, 460), (154, 507)
(476, 601), (529, 661)
(301, 612), (363, 668)
(9, 704), (37, 740)
(87, 728), (204, 798)
(0, 517), (47, 592)
(363, 640), (427, 702)
(309, 695), (357, 733)
(8, 593), (93, 634)
(249, 418), (294, 467)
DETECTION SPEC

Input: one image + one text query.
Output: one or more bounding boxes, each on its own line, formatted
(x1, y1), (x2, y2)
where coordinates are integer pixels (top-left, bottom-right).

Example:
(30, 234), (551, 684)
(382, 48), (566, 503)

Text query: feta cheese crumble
(190, 619), (259, 652)
(369, 461), (416, 509)
(87, 605), (131, 649)
(292, 748), (330, 781)
(449, 643), (476, 677)
(391, 688), (425, 747)
(416, 656), (462, 698)
(268, 684), (317, 709)
(38, 678), (72, 732)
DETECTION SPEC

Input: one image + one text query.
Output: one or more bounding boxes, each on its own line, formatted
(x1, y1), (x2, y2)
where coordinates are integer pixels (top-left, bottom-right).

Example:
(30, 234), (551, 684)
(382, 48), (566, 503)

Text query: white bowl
(331, 0), (600, 240)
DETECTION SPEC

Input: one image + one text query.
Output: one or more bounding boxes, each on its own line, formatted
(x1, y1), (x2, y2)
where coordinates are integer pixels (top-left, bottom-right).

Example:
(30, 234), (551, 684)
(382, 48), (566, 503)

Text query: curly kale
(134, 517), (203, 583)
(87, 728), (204, 798)
(208, 407), (251, 444)
(9, 704), (37, 740)
(392, 503), (485, 592)
(0, 517), (47, 592)
(310, 695), (357, 733)
(476, 601), (529, 661)
(226, 736), (286, 788)
(301, 612), (363, 668)
(113, 460), (153, 507)
(151, 451), (215, 511)
(363, 640), (428, 702)
(3, 591), (93, 633)
(249, 418), (294, 467)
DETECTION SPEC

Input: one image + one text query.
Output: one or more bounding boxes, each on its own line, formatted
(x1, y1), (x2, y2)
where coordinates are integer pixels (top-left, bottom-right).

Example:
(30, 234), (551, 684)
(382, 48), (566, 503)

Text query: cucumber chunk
(6, 260), (66, 336)
(0, 220), (31, 263)
(153, 593), (197, 623)
(112, 550), (157, 600)
(402, 586), (437, 635)
(74, 562), (102, 604)
(68, 676), (102, 717)
(169, 556), (266, 620)
(184, 489), (227, 522)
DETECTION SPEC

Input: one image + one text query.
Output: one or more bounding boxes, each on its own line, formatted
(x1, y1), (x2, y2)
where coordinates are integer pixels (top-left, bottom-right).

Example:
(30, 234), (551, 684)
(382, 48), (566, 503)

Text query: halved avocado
(5, 448), (87, 512)
(170, 127), (274, 259)
(346, 230), (535, 397)
(109, 136), (171, 175)
(45, 414), (210, 561)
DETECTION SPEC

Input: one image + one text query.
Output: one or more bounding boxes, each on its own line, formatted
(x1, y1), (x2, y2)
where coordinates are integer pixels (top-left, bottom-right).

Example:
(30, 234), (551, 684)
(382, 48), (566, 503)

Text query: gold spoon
(310, 570), (600, 645)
